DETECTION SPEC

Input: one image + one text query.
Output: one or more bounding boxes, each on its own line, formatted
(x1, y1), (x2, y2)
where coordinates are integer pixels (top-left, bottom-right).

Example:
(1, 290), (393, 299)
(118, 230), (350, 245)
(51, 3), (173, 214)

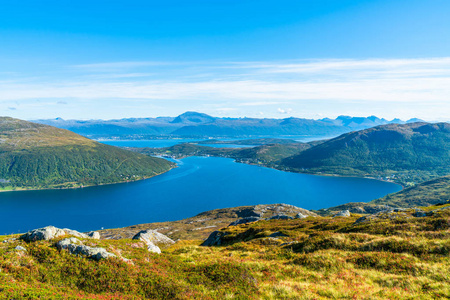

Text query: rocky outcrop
(295, 212), (307, 219)
(333, 210), (351, 218)
(56, 237), (116, 260)
(20, 226), (66, 242)
(63, 229), (88, 239)
(132, 230), (174, 254)
(87, 231), (101, 239)
(202, 231), (228, 246)
(229, 217), (261, 226)
(20, 226), (103, 242)
(56, 237), (83, 250)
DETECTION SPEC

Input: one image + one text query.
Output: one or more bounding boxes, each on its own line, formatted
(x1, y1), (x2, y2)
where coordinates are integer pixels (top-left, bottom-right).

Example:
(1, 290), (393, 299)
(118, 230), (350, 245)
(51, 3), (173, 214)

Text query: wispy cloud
(2, 57), (450, 120)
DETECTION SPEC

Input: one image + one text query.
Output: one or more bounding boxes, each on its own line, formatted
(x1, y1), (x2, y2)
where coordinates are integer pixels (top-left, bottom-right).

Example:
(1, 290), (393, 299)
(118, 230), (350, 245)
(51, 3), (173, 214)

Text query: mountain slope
(281, 122), (450, 184)
(0, 117), (174, 190)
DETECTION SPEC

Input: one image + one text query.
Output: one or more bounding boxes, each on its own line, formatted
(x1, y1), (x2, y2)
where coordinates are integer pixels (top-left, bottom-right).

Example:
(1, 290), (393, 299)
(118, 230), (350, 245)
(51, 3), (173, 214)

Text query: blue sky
(1, 0), (450, 120)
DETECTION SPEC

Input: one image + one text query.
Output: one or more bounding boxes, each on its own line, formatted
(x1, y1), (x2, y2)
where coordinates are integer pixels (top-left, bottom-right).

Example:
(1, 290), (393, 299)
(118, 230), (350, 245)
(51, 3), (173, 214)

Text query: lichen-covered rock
(20, 226), (66, 242)
(14, 246), (27, 252)
(132, 230), (174, 253)
(132, 230), (174, 246)
(333, 210), (351, 218)
(69, 245), (116, 260)
(56, 237), (82, 250)
(147, 243), (161, 254)
(63, 229), (89, 239)
(295, 212), (307, 219)
(229, 217), (260, 226)
(87, 231), (101, 239)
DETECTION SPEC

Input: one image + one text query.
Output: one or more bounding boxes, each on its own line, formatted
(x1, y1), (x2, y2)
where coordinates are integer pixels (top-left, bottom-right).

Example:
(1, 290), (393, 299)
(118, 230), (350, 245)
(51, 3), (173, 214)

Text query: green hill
(281, 122), (450, 185)
(0, 117), (174, 191)
(373, 175), (450, 207)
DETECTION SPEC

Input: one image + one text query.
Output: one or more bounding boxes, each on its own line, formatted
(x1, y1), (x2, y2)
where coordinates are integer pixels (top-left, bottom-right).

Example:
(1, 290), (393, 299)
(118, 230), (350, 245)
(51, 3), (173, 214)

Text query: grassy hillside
(281, 122), (450, 185)
(1, 203), (449, 299)
(373, 176), (450, 207)
(315, 175), (450, 216)
(0, 117), (174, 190)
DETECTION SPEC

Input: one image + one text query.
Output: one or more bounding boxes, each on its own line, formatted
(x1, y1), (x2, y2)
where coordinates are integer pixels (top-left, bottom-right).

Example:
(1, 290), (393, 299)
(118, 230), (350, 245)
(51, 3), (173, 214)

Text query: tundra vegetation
(1, 203), (449, 299)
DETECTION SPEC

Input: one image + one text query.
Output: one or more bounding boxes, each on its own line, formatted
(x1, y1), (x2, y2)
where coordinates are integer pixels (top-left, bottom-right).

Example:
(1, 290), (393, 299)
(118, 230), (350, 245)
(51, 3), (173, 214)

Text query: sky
(1, 0), (450, 121)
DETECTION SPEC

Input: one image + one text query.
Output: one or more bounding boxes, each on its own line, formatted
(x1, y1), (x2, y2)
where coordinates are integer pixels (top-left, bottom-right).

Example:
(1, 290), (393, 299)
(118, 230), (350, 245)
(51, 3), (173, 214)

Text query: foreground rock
(333, 210), (351, 218)
(87, 231), (101, 239)
(202, 231), (228, 246)
(132, 230), (174, 254)
(63, 229), (89, 239)
(56, 238), (115, 260)
(21, 226), (101, 242)
(20, 226), (66, 242)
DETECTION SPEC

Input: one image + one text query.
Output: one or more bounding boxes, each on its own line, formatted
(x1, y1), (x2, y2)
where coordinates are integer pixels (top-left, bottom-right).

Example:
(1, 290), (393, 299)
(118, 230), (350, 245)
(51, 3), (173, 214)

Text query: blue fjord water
(0, 156), (401, 234)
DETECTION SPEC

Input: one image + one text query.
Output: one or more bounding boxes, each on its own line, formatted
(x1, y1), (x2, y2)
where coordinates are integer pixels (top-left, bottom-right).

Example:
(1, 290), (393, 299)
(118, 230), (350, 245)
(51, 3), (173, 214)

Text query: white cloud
(2, 57), (450, 120)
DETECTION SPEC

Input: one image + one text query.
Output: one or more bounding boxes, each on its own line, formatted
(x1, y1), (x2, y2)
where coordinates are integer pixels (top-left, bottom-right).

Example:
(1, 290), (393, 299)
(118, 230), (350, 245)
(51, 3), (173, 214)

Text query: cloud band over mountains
(1, 57), (449, 120)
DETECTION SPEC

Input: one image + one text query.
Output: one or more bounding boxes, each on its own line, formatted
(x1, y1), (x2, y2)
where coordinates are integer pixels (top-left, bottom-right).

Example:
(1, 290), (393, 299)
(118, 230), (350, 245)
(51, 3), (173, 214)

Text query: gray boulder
(228, 217), (260, 226)
(69, 245), (116, 260)
(56, 238), (116, 260)
(63, 229), (89, 239)
(295, 212), (307, 219)
(132, 230), (175, 246)
(333, 210), (351, 218)
(14, 245), (27, 252)
(56, 237), (82, 250)
(202, 231), (228, 246)
(20, 226), (66, 242)
(236, 208), (262, 218)
(87, 231), (101, 239)
(132, 230), (174, 254)
(146, 243), (162, 254)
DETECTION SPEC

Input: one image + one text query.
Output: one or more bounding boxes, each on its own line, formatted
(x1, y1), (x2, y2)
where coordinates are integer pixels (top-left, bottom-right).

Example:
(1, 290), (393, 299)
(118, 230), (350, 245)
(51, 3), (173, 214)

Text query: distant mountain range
(34, 111), (423, 139)
(0, 117), (174, 191)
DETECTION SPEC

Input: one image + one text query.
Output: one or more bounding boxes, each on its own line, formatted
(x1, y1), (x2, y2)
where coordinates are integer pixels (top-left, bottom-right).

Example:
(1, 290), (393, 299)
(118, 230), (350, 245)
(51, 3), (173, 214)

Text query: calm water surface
(0, 156), (401, 234)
